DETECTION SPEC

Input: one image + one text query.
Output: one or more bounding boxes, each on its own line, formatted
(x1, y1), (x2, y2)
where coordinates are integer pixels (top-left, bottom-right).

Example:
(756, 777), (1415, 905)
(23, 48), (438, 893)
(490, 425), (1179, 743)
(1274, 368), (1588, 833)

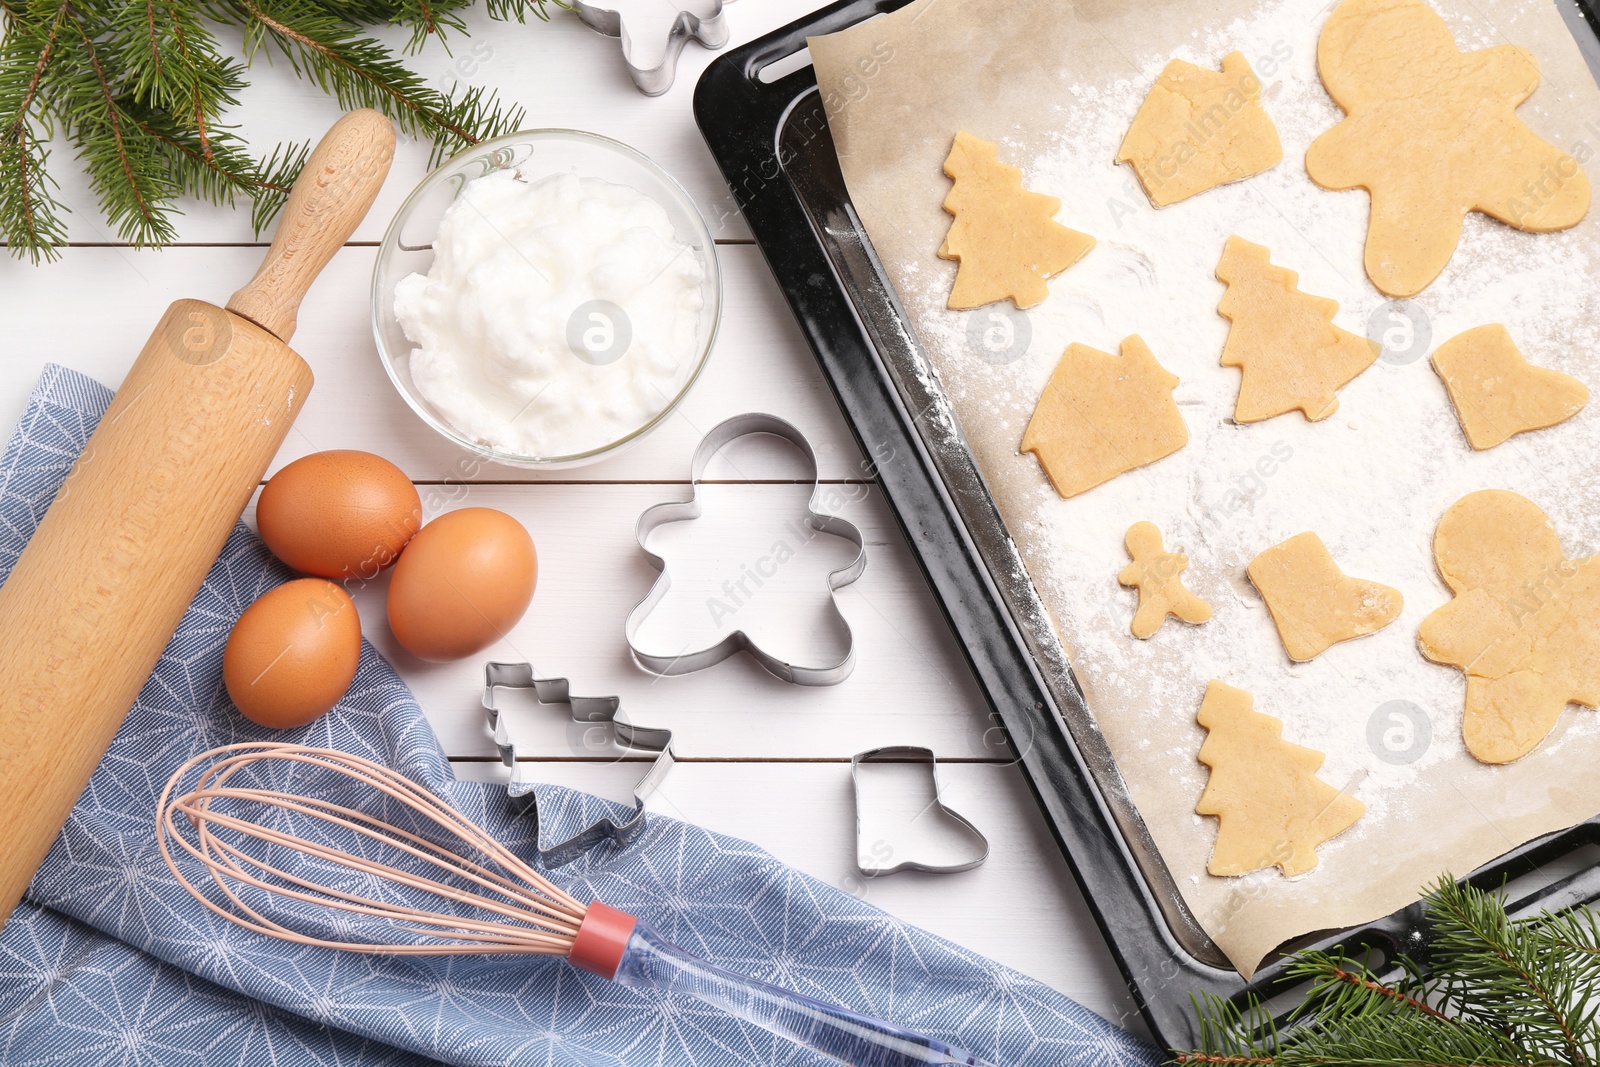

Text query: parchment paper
(810, 0), (1600, 976)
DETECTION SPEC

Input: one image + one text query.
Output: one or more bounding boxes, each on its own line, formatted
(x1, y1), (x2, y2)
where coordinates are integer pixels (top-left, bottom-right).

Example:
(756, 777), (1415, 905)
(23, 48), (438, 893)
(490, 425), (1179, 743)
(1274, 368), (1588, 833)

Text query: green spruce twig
(0, 0), (554, 261)
(1179, 877), (1600, 1067)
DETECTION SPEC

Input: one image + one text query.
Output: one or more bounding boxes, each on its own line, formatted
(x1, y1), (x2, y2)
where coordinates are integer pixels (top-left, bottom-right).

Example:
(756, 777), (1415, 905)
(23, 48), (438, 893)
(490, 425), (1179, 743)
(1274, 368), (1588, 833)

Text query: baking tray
(693, 0), (1600, 1050)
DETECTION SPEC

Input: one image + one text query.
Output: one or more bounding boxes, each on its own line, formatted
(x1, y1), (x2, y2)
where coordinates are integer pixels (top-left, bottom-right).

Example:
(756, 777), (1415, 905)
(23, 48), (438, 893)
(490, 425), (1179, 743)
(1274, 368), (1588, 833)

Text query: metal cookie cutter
(483, 662), (674, 866)
(574, 0), (729, 96)
(624, 413), (867, 686)
(852, 747), (989, 876)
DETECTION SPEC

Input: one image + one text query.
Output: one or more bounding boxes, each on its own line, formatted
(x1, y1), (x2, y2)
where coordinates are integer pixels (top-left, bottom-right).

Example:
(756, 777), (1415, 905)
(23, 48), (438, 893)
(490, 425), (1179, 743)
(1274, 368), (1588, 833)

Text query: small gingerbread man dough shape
(1418, 490), (1600, 764)
(1217, 236), (1380, 423)
(1305, 0), (1590, 298)
(1248, 532), (1403, 661)
(1117, 51), (1283, 207)
(1431, 324), (1589, 450)
(1021, 336), (1188, 499)
(938, 131), (1096, 310)
(1119, 521), (1212, 638)
(1196, 680), (1366, 877)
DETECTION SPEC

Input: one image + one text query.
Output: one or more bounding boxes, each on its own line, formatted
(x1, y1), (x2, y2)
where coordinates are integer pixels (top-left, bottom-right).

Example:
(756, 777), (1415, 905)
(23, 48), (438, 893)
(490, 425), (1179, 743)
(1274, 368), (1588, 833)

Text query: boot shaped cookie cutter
(624, 413), (867, 686)
(573, 0), (729, 96)
(852, 746), (990, 876)
(483, 661), (674, 866)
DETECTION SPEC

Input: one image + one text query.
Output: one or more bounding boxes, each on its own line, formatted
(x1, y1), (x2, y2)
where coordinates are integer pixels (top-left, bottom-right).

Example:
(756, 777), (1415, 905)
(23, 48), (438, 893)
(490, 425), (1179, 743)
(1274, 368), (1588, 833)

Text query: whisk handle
(582, 908), (986, 1067)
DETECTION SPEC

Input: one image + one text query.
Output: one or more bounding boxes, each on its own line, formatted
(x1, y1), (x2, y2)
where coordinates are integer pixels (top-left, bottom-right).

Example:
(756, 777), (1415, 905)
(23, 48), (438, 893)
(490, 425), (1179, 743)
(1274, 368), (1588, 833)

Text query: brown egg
(224, 579), (362, 729)
(386, 508), (537, 662)
(257, 450), (422, 582)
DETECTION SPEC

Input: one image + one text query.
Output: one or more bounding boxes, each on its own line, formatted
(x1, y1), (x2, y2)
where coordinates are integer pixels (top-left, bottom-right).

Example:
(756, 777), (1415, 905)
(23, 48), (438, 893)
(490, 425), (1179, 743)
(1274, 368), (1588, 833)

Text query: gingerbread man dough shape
(1196, 680), (1366, 877)
(1118, 521), (1212, 638)
(939, 131), (1096, 310)
(1248, 532), (1403, 661)
(1431, 324), (1588, 450)
(1305, 0), (1590, 298)
(1418, 490), (1600, 764)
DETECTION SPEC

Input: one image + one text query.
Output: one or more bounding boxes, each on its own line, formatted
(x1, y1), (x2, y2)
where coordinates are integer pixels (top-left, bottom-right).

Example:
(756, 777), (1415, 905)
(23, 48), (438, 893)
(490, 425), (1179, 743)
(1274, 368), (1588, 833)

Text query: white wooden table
(1, 0), (1145, 1040)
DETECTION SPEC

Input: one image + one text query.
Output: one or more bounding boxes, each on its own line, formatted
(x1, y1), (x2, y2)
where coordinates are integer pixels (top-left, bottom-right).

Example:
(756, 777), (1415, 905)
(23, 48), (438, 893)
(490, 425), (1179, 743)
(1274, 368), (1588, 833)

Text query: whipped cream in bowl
(373, 130), (721, 468)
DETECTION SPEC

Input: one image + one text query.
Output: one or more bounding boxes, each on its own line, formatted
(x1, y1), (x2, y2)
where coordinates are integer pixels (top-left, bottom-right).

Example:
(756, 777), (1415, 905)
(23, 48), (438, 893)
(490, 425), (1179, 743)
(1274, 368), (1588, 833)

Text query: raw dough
(1216, 235), (1380, 422)
(1196, 680), (1367, 877)
(1305, 0), (1590, 298)
(1418, 490), (1600, 764)
(1431, 324), (1589, 450)
(1020, 335), (1188, 499)
(938, 130), (1096, 310)
(1117, 51), (1283, 207)
(1118, 521), (1212, 638)
(1248, 531), (1403, 661)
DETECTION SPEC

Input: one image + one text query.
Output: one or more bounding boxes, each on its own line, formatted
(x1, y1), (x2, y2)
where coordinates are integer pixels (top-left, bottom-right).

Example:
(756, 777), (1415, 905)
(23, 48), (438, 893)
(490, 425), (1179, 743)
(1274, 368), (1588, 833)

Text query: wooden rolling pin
(0, 108), (395, 927)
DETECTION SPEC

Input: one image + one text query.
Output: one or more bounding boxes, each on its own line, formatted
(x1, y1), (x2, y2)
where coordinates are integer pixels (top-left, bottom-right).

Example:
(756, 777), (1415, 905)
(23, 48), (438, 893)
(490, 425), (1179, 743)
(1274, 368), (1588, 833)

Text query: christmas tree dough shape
(1248, 531), (1403, 661)
(1418, 490), (1600, 764)
(939, 131), (1096, 310)
(1119, 521), (1212, 638)
(1021, 336), (1188, 499)
(1217, 235), (1380, 423)
(1305, 0), (1590, 298)
(1117, 51), (1283, 207)
(1196, 680), (1366, 877)
(1431, 324), (1588, 450)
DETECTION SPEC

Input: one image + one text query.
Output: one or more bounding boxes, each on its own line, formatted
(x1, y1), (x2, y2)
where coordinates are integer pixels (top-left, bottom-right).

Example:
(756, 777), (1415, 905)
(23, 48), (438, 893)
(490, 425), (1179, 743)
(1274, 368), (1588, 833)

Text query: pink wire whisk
(158, 743), (990, 1067)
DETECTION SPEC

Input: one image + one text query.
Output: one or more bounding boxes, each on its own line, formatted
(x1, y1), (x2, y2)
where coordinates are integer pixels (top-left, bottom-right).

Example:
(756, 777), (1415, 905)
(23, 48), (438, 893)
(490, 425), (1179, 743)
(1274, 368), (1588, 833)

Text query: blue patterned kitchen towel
(0, 364), (1161, 1067)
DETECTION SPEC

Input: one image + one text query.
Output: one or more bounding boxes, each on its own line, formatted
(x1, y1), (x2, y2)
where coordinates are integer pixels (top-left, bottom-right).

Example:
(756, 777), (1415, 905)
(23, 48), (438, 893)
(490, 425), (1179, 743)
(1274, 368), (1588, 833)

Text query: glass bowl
(371, 129), (722, 469)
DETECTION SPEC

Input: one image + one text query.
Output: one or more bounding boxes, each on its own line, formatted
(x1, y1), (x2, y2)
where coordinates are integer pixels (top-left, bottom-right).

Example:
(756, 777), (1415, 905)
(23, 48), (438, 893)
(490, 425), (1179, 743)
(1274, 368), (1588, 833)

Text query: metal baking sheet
(693, 0), (1600, 1048)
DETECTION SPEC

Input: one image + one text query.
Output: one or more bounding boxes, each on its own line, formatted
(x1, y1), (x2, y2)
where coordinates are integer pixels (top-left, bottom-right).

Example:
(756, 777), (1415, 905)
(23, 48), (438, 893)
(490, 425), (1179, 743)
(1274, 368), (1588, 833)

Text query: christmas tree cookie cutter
(624, 412), (868, 686)
(483, 661), (674, 866)
(573, 0), (729, 96)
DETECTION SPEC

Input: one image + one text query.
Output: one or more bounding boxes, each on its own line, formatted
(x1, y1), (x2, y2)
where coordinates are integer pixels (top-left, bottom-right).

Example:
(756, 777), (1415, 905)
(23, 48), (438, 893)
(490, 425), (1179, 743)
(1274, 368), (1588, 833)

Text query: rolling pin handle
(226, 108), (397, 343)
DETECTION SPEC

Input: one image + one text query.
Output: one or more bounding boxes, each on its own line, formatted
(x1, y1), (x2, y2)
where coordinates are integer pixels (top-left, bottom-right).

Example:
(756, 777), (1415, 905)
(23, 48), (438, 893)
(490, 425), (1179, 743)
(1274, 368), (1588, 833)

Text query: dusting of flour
(895, 0), (1600, 874)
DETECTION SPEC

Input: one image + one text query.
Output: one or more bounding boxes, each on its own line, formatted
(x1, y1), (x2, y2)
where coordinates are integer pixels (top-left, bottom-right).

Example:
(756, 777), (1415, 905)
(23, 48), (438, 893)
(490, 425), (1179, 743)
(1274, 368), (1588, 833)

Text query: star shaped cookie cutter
(573, 0), (729, 96)
(624, 412), (868, 686)
(483, 661), (674, 866)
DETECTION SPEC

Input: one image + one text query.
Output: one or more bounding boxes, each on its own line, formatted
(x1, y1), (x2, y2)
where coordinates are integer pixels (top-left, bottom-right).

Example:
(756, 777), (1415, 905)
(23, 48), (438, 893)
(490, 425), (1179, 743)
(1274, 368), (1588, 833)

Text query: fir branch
(55, 1), (178, 246)
(1182, 878), (1600, 1067)
(1532, 903), (1600, 960)
(224, 0), (521, 161)
(0, 6), (70, 260)
(1315, 962), (1451, 1023)
(479, 0), (559, 24)
(1427, 879), (1600, 1066)
(105, 0), (243, 157)
(122, 102), (308, 236)
(390, 0), (468, 55)
(242, 138), (310, 234)
(1, 0), (545, 259)
(422, 82), (523, 164)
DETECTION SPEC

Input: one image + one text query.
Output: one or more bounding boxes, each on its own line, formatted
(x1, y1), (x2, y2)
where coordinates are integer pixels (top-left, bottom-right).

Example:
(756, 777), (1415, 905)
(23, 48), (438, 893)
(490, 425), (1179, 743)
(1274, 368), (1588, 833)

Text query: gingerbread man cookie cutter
(624, 413), (867, 686)
(573, 0), (729, 96)
(483, 661), (674, 865)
